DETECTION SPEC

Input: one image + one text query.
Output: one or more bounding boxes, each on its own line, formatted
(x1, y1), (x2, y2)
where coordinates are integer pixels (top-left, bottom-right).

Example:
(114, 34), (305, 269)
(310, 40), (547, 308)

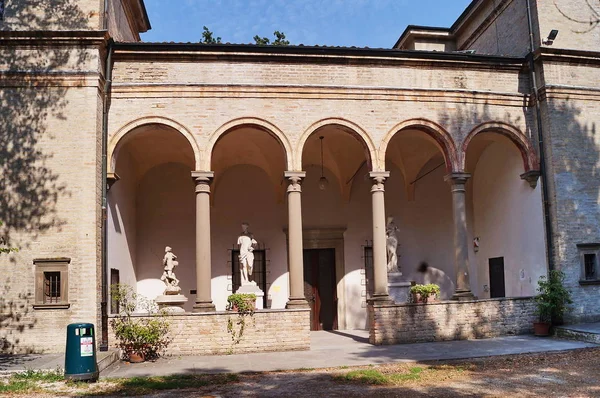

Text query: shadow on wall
(0, 1), (88, 353)
(549, 99), (600, 322)
(0, 0), (89, 250)
(0, 281), (37, 354)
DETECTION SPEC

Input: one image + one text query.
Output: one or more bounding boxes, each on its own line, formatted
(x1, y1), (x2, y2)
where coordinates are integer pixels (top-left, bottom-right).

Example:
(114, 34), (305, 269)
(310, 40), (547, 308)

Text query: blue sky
(141, 0), (472, 48)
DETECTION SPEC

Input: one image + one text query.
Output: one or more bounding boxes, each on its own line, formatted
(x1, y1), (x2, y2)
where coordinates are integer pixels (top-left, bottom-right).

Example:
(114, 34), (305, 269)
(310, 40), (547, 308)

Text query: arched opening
(384, 127), (456, 300)
(465, 130), (546, 299)
(108, 123), (196, 311)
(300, 124), (372, 331)
(210, 125), (288, 310)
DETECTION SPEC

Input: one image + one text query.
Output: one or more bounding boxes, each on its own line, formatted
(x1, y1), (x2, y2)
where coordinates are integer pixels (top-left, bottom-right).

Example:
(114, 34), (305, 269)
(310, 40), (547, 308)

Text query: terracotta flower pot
(128, 352), (145, 363)
(412, 293), (437, 303)
(533, 321), (551, 337)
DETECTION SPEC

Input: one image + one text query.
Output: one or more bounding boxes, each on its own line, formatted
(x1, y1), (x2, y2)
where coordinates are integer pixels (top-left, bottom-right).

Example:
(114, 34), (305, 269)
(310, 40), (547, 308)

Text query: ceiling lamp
(319, 136), (329, 191)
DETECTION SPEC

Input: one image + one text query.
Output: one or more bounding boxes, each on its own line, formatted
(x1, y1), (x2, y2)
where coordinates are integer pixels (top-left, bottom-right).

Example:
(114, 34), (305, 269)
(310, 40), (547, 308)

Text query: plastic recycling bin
(64, 323), (99, 381)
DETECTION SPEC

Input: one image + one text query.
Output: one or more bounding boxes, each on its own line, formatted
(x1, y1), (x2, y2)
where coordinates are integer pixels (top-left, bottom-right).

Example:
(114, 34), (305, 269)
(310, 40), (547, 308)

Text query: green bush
(535, 270), (572, 324)
(410, 284), (440, 298)
(110, 284), (171, 361)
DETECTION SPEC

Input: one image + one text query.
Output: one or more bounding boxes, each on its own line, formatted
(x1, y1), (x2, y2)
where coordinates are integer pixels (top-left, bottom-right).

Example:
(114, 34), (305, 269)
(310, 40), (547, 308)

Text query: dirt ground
(7, 347), (600, 397)
(165, 348), (600, 398)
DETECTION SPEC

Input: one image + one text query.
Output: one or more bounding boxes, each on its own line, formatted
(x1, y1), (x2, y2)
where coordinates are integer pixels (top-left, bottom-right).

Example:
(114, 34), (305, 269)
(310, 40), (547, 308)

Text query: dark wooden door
(489, 257), (506, 298)
(303, 248), (337, 331)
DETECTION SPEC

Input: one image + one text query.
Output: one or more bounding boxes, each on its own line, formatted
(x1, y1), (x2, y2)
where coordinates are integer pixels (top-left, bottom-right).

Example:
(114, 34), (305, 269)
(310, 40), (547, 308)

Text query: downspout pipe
(526, 0), (554, 271)
(99, 39), (114, 351)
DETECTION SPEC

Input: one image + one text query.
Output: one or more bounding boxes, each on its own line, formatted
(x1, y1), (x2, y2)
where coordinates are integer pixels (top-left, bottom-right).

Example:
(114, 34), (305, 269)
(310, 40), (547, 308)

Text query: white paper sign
(80, 337), (93, 357)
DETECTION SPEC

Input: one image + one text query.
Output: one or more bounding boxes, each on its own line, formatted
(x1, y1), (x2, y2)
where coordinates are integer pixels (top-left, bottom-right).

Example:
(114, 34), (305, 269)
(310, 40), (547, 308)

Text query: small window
(577, 244), (600, 285)
(34, 258), (70, 309)
(584, 253), (597, 280)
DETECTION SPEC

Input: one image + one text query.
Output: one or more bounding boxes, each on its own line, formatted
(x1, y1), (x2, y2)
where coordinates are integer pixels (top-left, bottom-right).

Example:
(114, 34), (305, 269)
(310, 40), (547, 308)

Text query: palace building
(1, 0), (599, 354)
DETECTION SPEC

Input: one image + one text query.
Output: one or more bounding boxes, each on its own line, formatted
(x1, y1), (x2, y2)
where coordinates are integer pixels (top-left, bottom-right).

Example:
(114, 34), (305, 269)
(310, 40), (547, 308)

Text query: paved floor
(2, 330), (597, 378)
(100, 330), (598, 378)
(556, 321), (600, 334)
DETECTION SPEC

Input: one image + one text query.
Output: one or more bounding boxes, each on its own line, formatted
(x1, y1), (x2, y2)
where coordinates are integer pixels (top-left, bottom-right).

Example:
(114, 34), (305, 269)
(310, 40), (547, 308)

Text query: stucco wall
(472, 138), (547, 298)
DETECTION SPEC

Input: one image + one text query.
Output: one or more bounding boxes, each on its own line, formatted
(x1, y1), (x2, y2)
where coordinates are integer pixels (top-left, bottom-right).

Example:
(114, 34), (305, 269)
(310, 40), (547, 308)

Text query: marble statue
(161, 246), (181, 294)
(237, 223), (258, 286)
(386, 216), (399, 273)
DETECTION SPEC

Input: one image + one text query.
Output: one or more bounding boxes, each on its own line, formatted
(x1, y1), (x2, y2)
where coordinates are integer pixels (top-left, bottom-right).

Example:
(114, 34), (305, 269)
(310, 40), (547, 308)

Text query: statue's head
(165, 246), (172, 253)
(241, 222), (249, 232)
(418, 262), (429, 273)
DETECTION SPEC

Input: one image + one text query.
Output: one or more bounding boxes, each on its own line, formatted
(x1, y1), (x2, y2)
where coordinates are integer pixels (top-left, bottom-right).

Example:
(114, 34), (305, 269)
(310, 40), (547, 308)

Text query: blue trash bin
(64, 323), (99, 381)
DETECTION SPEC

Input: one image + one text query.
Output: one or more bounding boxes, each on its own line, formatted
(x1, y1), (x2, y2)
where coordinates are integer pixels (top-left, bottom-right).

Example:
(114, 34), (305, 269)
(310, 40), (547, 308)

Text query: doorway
(303, 248), (338, 330)
(489, 257), (506, 298)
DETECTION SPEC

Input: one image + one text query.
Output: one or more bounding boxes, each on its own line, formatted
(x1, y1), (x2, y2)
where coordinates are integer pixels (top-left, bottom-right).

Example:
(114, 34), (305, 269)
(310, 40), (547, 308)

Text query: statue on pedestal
(386, 216), (400, 273)
(161, 246), (181, 295)
(237, 223), (258, 286)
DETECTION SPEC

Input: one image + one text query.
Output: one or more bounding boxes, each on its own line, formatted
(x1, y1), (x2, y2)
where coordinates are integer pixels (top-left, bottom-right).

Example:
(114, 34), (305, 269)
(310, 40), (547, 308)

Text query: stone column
(285, 171), (309, 309)
(369, 171), (392, 304)
(191, 171), (216, 312)
(444, 172), (475, 300)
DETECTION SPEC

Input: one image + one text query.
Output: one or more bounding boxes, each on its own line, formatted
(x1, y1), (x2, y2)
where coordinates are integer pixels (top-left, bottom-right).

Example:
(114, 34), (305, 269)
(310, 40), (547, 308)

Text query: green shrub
(535, 270), (572, 324)
(410, 284), (440, 298)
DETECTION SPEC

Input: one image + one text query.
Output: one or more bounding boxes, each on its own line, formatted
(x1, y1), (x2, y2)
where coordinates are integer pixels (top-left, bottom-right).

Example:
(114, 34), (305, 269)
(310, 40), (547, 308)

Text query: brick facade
(108, 309), (311, 356)
(369, 297), (537, 345)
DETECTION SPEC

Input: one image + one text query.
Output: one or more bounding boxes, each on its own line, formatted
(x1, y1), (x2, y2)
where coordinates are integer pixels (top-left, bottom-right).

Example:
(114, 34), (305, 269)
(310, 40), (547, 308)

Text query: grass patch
(86, 373), (240, 396)
(0, 369), (63, 394)
(334, 364), (470, 387)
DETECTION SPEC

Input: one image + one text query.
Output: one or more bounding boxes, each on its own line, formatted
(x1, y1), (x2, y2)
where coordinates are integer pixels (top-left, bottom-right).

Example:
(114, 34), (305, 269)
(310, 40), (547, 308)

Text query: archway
(210, 124), (289, 310)
(107, 122), (197, 311)
(464, 127), (546, 299)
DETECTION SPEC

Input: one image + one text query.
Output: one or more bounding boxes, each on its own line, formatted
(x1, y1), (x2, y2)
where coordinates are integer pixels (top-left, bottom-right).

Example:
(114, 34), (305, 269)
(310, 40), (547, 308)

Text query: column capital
(285, 171), (306, 193)
(369, 171), (390, 183)
(191, 170), (214, 183)
(444, 172), (471, 185)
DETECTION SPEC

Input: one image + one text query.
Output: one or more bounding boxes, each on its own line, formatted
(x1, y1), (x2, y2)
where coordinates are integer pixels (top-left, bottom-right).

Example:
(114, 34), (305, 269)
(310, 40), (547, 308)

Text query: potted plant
(534, 270), (572, 336)
(409, 283), (440, 303)
(110, 284), (171, 362)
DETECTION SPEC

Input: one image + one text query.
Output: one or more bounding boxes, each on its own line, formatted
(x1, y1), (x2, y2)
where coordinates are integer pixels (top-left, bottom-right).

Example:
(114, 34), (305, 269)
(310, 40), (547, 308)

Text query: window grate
(44, 272), (61, 303)
(232, 247), (267, 308)
(584, 253), (597, 280)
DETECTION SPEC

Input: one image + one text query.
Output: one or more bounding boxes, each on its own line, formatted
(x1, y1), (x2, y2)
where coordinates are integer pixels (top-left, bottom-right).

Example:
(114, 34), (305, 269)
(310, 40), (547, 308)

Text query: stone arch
(379, 118), (459, 172)
(108, 116), (201, 173)
(205, 117), (293, 171)
(296, 118), (377, 171)
(461, 121), (539, 172)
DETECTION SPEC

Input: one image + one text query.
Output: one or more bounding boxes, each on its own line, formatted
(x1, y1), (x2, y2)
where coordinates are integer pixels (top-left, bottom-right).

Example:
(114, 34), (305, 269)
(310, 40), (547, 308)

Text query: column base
(451, 290), (477, 301)
(285, 297), (310, 309)
(192, 301), (216, 312)
(367, 294), (394, 306)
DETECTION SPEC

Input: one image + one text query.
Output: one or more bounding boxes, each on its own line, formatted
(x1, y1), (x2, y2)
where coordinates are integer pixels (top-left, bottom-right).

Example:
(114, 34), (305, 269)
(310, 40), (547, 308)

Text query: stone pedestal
(155, 294), (188, 313)
(236, 284), (265, 310)
(388, 272), (412, 304)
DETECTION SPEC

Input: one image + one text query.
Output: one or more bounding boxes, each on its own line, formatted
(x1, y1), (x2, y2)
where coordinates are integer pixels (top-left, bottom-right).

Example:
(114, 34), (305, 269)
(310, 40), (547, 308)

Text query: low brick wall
(108, 308), (310, 356)
(368, 297), (536, 345)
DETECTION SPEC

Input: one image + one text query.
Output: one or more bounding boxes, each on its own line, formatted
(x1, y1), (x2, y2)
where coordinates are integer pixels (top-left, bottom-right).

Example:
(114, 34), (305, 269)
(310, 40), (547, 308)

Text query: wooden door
(303, 248), (337, 330)
(489, 257), (506, 298)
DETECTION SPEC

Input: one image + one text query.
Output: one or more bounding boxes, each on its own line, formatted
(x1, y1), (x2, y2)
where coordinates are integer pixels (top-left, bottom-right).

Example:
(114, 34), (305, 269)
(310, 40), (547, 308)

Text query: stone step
(97, 349), (120, 374)
(555, 322), (600, 345)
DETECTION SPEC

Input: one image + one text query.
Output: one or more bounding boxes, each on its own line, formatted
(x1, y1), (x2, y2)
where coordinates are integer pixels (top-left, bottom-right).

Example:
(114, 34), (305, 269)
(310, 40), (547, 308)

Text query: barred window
(577, 244), (600, 285)
(231, 248), (268, 308)
(584, 253), (597, 280)
(34, 258), (70, 309)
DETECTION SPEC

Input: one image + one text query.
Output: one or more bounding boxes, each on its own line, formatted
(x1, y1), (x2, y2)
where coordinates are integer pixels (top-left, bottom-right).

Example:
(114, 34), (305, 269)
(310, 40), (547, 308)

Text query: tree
(253, 31), (290, 46)
(201, 26), (221, 44)
(272, 31), (290, 46)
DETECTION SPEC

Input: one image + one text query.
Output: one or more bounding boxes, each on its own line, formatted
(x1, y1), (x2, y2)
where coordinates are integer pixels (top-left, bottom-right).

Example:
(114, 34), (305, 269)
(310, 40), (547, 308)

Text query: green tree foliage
(253, 31), (290, 46)
(201, 26), (221, 44)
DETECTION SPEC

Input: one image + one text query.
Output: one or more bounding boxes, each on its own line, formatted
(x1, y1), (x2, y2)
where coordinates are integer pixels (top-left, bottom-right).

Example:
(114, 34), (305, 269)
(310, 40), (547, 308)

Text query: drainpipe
(526, 0), (554, 271)
(99, 39), (114, 351)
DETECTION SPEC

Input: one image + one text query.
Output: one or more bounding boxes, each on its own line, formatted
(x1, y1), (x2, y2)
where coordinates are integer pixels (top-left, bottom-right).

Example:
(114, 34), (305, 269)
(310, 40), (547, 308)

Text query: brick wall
(108, 309), (311, 356)
(368, 297), (537, 345)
